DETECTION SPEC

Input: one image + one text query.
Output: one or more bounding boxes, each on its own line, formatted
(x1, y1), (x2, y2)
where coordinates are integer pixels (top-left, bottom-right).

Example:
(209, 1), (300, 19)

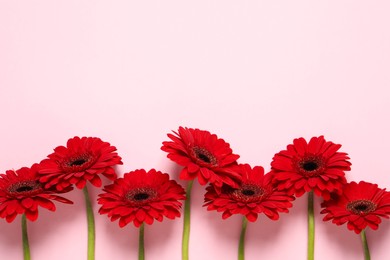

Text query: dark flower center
(241, 189), (256, 196)
(62, 153), (95, 172)
(8, 181), (41, 195)
(70, 159), (87, 166)
(347, 200), (376, 215)
(16, 186), (34, 192)
(133, 193), (149, 201)
(297, 156), (324, 177)
(126, 187), (158, 205)
(192, 146), (218, 166)
(302, 161), (319, 171)
(198, 153), (211, 163)
(230, 183), (267, 202)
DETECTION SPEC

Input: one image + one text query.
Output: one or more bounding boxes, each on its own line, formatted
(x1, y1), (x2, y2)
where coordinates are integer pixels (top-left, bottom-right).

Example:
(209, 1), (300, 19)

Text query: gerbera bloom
(38, 136), (123, 191)
(161, 127), (240, 188)
(204, 164), (294, 222)
(270, 136), (351, 199)
(98, 169), (186, 228)
(321, 181), (390, 234)
(0, 165), (73, 223)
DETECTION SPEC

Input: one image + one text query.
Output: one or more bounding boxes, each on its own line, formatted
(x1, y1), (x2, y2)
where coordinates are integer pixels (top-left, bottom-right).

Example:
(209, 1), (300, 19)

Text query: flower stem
(308, 191), (315, 260)
(83, 186), (95, 260)
(238, 217), (248, 260)
(21, 214), (31, 260)
(139, 223), (145, 260)
(182, 180), (194, 260)
(360, 229), (371, 260)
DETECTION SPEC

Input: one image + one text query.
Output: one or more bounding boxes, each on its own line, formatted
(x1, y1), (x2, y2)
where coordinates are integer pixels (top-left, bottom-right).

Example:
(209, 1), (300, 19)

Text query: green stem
(238, 217), (248, 260)
(139, 223), (145, 260)
(308, 191), (315, 260)
(83, 186), (95, 260)
(21, 214), (31, 260)
(360, 229), (371, 260)
(182, 180), (194, 260)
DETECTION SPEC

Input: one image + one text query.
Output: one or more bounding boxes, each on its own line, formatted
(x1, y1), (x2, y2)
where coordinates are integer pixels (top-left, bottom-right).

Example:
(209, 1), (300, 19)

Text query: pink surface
(1, 1), (390, 259)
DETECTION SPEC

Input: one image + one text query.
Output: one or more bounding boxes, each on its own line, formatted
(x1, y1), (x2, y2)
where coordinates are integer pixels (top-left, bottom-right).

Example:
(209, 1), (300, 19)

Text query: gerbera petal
(21, 198), (35, 209)
(5, 212), (18, 223)
(25, 210), (39, 221)
(89, 175), (103, 187)
(292, 138), (308, 156)
(246, 212), (258, 222)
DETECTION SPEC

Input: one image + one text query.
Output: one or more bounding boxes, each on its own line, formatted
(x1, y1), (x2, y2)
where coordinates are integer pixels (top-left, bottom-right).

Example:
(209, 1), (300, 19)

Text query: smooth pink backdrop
(1, 1), (390, 259)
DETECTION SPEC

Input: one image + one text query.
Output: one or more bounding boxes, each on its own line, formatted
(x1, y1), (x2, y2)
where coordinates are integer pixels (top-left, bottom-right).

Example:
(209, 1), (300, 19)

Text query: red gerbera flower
(204, 164), (294, 222)
(161, 127), (240, 188)
(270, 136), (351, 199)
(38, 136), (123, 191)
(0, 165), (73, 223)
(321, 181), (390, 234)
(98, 169), (186, 228)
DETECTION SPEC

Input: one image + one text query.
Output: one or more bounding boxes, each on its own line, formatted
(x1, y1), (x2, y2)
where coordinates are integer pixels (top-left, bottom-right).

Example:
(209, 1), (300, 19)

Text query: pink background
(1, 1), (390, 259)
